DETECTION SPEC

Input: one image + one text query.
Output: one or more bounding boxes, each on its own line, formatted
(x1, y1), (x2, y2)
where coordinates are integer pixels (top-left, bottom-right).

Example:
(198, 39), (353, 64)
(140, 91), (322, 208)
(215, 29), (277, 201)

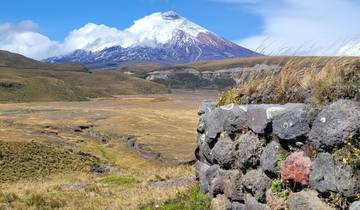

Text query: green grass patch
(97, 175), (139, 186)
(140, 186), (211, 210)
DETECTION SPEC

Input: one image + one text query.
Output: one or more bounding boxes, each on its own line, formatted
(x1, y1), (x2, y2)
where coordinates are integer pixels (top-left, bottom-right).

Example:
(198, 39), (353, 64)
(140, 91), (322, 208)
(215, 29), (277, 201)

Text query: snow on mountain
(45, 11), (260, 69)
(122, 11), (208, 48)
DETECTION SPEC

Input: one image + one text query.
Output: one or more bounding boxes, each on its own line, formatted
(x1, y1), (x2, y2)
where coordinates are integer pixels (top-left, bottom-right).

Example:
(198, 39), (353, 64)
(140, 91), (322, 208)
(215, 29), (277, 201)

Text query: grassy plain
(0, 90), (218, 209)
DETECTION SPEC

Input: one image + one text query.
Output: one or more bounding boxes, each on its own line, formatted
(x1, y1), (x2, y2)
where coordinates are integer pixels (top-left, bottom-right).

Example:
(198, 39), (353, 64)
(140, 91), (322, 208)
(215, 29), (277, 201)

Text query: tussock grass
(0, 141), (100, 183)
(217, 57), (360, 106)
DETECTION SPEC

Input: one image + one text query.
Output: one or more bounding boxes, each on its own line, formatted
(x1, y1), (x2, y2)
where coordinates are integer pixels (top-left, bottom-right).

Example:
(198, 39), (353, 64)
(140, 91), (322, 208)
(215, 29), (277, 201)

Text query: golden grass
(217, 57), (360, 106)
(0, 91), (216, 209)
(0, 169), (195, 210)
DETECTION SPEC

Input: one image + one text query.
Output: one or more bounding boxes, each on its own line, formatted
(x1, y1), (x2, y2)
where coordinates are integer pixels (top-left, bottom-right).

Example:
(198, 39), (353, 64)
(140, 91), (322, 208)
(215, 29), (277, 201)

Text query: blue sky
(0, 0), (262, 41)
(0, 0), (359, 59)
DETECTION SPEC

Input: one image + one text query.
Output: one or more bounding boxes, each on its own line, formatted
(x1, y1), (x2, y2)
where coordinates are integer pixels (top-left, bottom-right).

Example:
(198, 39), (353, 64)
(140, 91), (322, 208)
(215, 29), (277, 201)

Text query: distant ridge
(0, 50), (87, 72)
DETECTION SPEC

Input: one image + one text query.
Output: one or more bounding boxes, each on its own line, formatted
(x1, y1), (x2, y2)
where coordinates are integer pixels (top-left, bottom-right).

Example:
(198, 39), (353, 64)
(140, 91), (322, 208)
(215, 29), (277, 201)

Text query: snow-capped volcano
(122, 11), (209, 48)
(45, 11), (260, 69)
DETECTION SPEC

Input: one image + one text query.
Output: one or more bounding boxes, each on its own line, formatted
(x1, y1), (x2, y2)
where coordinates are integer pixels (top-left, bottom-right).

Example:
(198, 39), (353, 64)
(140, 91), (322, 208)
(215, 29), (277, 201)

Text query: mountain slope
(0, 51), (168, 102)
(45, 11), (260, 69)
(0, 50), (87, 72)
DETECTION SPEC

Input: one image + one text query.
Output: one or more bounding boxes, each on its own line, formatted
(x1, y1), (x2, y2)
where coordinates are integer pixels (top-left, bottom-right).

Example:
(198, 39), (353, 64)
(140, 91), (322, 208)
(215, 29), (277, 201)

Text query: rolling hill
(0, 51), (169, 102)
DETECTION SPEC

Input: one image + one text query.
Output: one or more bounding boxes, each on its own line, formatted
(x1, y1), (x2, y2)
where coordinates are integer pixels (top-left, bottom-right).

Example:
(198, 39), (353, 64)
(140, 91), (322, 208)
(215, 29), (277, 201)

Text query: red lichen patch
(281, 152), (311, 187)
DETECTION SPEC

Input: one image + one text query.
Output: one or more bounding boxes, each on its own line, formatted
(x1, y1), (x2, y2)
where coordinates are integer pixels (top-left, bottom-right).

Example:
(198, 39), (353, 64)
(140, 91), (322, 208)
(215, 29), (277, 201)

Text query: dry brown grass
(217, 57), (360, 106)
(0, 91), (217, 209)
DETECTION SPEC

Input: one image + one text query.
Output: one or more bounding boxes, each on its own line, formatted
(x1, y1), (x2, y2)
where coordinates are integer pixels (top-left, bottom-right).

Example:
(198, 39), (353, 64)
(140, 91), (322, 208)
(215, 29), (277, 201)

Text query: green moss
(276, 153), (287, 166)
(270, 179), (289, 199)
(140, 186), (211, 210)
(97, 175), (139, 186)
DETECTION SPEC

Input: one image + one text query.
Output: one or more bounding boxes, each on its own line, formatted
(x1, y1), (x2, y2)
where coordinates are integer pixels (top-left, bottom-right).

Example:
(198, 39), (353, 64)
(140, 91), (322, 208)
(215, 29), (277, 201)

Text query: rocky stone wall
(195, 100), (360, 210)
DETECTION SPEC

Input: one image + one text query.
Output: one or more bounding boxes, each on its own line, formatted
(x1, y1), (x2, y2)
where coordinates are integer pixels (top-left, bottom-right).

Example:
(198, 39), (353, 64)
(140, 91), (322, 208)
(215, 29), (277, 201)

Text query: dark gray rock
(202, 105), (247, 145)
(203, 108), (229, 143)
(350, 201), (360, 210)
(309, 153), (360, 197)
(210, 169), (241, 198)
(209, 175), (225, 197)
(200, 141), (213, 163)
(260, 141), (285, 177)
(199, 164), (221, 194)
(246, 104), (274, 134)
(222, 104), (247, 134)
(223, 170), (244, 202)
(197, 116), (206, 133)
(198, 162), (210, 193)
(195, 160), (202, 180)
(309, 100), (360, 152)
(272, 104), (312, 140)
(211, 134), (235, 169)
(206, 164), (220, 182)
(231, 202), (246, 210)
(198, 100), (216, 115)
(288, 190), (335, 210)
(209, 168), (235, 197)
(244, 194), (271, 210)
(241, 169), (272, 203)
(234, 131), (262, 171)
(196, 133), (213, 163)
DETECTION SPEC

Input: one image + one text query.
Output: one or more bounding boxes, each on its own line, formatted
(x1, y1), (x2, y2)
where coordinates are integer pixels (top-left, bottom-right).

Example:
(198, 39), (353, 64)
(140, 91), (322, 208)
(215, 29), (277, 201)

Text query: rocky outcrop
(195, 100), (360, 209)
(146, 64), (281, 86)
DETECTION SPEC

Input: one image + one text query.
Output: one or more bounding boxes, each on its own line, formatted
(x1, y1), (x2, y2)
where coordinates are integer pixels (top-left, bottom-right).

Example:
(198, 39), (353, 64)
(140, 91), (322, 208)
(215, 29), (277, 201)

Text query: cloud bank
(229, 0), (360, 55)
(0, 21), (127, 59)
(0, 21), (62, 59)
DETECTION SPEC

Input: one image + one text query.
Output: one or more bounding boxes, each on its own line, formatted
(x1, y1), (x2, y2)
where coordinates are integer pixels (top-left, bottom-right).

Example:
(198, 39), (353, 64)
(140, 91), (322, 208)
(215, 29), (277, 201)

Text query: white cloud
(0, 21), (62, 59)
(234, 0), (360, 55)
(62, 23), (125, 52)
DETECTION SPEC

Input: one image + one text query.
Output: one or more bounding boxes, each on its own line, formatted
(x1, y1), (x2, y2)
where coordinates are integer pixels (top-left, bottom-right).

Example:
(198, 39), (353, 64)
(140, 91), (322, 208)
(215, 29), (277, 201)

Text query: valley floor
(0, 90), (218, 209)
